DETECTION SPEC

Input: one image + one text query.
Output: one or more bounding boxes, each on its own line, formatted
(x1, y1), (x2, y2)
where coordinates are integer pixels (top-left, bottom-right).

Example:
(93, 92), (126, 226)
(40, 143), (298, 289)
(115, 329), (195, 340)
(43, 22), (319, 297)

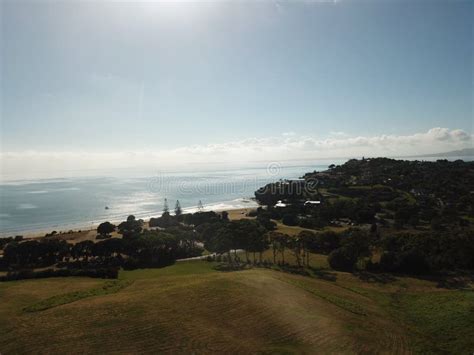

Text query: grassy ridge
(1, 260), (473, 353)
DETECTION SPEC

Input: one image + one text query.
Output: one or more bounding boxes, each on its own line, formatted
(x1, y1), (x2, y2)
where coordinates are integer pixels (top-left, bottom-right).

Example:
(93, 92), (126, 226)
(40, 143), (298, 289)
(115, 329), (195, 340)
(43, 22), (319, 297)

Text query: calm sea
(0, 163), (330, 236)
(1, 156), (471, 237)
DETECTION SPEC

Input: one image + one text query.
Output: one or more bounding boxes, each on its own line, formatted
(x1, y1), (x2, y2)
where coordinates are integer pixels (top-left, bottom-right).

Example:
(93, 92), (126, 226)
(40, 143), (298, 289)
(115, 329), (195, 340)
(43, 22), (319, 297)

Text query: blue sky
(1, 0), (473, 177)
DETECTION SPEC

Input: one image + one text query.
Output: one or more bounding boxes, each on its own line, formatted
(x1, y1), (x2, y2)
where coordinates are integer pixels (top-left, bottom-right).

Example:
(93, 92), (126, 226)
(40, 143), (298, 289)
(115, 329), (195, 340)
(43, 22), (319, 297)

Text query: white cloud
(1, 127), (472, 180)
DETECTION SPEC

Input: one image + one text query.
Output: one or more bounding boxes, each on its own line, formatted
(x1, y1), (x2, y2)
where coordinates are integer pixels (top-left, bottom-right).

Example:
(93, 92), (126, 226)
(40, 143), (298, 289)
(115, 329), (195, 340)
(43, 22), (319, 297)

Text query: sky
(1, 0), (473, 179)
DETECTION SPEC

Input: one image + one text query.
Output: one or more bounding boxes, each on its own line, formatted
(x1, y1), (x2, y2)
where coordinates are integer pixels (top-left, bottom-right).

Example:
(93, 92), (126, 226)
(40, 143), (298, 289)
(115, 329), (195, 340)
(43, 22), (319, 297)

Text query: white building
(275, 200), (287, 208)
(304, 200), (321, 206)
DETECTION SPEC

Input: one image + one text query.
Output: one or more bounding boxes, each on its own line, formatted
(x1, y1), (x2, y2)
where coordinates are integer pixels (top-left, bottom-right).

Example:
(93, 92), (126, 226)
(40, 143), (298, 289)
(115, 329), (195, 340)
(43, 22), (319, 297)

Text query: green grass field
(1, 260), (473, 354)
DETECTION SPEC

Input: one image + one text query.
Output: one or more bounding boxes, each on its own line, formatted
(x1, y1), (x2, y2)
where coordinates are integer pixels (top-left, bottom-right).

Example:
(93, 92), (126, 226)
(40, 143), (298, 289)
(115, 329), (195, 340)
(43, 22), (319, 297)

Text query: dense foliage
(253, 158), (474, 274)
(1, 158), (473, 280)
(0, 213), (206, 278)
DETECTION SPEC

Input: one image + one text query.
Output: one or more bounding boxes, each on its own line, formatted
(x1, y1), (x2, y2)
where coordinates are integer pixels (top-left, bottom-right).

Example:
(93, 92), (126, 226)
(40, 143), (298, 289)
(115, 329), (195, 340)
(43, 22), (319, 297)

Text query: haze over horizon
(1, 0), (472, 178)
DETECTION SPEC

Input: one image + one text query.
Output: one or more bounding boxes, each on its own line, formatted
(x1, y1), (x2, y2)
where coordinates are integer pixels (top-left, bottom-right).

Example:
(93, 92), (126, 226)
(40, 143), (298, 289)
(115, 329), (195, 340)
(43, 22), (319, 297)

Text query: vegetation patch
(23, 279), (133, 312)
(391, 290), (474, 353)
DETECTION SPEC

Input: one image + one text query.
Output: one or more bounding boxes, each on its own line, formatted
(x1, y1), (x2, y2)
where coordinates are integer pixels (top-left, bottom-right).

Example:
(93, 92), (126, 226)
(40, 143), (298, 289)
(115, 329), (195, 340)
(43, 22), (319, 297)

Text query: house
(275, 200), (287, 208)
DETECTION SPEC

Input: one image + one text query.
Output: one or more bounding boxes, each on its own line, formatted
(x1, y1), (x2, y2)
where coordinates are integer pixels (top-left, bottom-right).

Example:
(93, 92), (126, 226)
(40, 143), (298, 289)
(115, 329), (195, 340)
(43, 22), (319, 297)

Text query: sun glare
(139, 1), (208, 25)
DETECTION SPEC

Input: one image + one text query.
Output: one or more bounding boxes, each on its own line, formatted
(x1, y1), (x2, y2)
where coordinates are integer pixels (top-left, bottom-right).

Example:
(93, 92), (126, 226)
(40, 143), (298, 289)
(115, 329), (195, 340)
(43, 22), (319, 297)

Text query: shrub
(328, 248), (358, 271)
(247, 210), (258, 217)
(299, 218), (315, 229)
(379, 249), (431, 275)
(379, 252), (398, 272)
(282, 214), (298, 226)
(0, 267), (119, 281)
(256, 216), (277, 231)
(397, 249), (431, 275)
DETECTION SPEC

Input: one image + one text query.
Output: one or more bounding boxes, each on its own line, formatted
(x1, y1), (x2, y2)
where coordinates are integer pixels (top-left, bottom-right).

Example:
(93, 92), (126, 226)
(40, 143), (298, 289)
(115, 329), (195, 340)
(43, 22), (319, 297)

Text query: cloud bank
(1, 127), (472, 180)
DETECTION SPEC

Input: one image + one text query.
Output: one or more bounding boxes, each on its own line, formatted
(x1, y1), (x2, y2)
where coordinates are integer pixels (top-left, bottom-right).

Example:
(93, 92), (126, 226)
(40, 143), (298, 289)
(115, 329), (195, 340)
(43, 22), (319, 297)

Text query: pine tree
(163, 198), (169, 214)
(197, 200), (204, 212)
(175, 200), (182, 216)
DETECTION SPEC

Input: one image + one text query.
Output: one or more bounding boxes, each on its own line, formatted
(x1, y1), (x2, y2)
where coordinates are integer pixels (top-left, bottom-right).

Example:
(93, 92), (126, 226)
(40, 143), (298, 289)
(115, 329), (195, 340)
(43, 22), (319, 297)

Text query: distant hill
(408, 148), (474, 158)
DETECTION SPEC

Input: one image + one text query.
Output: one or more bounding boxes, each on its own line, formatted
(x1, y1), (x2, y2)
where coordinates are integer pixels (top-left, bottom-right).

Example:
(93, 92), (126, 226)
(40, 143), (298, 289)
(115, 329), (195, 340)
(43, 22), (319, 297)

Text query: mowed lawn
(1, 260), (473, 354)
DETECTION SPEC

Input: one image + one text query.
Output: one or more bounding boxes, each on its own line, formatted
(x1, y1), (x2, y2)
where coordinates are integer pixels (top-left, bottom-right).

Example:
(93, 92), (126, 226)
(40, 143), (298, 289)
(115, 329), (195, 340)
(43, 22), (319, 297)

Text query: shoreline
(0, 197), (259, 239)
(4, 206), (257, 242)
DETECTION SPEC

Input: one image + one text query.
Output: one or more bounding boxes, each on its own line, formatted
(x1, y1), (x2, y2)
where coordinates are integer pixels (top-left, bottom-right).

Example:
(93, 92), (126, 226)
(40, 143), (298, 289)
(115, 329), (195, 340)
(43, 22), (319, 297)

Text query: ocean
(1, 156), (471, 237)
(0, 163), (330, 236)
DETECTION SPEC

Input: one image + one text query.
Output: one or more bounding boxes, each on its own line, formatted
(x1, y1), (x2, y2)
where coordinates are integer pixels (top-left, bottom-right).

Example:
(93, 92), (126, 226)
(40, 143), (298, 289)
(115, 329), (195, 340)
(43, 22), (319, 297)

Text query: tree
(97, 222), (116, 238)
(186, 211), (220, 226)
(93, 238), (123, 258)
(268, 232), (288, 264)
(328, 229), (371, 271)
(197, 200), (204, 212)
(151, 211), (177, 228)
(239, 220), (268, 263)
(298, 231), (317, 267)
(124, 231), (178, 268)
(276, 233), (289, 264)
(341, 229), (371, 258)
(5, 241), (28, 266)
(118, 215), (143, 238)
(163, 199), (169, 214)
(71, 240), (94, 261)
(3, 239), (69, 267)
(40, 239), (70, 265)
(256, 215), (277, 231)
(198, 222), (234, 263)
(175, 200), (182, 216)
(310, 231), (340, 255)
(3, 242), (22, 266)
(288, 236), (304, 267)
(328, 248), (358, 271)
(221, 211), (229, 221)
(165, 226), (201, 258)
(430, 217), (443, 231)
(282, 214), (298, 226)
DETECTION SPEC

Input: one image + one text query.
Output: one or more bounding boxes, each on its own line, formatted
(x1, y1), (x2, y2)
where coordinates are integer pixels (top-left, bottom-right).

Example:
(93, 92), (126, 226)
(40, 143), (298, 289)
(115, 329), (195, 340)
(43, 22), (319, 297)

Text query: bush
(299, 218), (315, 229)
(256, 216), (277, 231)
(310, 231), (340, 254)
(282, 214), (298, 226)
(0, 267), (119, 281)
(122, 257), (141, 270)
(398, 250), (431, 275)
(379, 252), (398, 272)
(247, 210), (258, 217)
(149, 213), (178, 228)
(328, 248), (358, 271)
(365, 259), (380, 272)
(379, 249), (431, 275)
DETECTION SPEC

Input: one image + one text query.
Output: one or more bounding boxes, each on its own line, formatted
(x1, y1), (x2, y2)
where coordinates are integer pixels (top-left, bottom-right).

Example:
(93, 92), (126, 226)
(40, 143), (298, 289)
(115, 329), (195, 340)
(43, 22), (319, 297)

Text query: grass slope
(23, 280), (134, 312)
(0, 261), (473, 354)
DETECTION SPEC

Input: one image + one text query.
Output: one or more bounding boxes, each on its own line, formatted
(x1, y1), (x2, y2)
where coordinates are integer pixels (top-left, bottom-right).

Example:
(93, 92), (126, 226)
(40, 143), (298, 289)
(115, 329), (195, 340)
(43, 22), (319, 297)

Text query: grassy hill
(1, 260), (473, 354)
